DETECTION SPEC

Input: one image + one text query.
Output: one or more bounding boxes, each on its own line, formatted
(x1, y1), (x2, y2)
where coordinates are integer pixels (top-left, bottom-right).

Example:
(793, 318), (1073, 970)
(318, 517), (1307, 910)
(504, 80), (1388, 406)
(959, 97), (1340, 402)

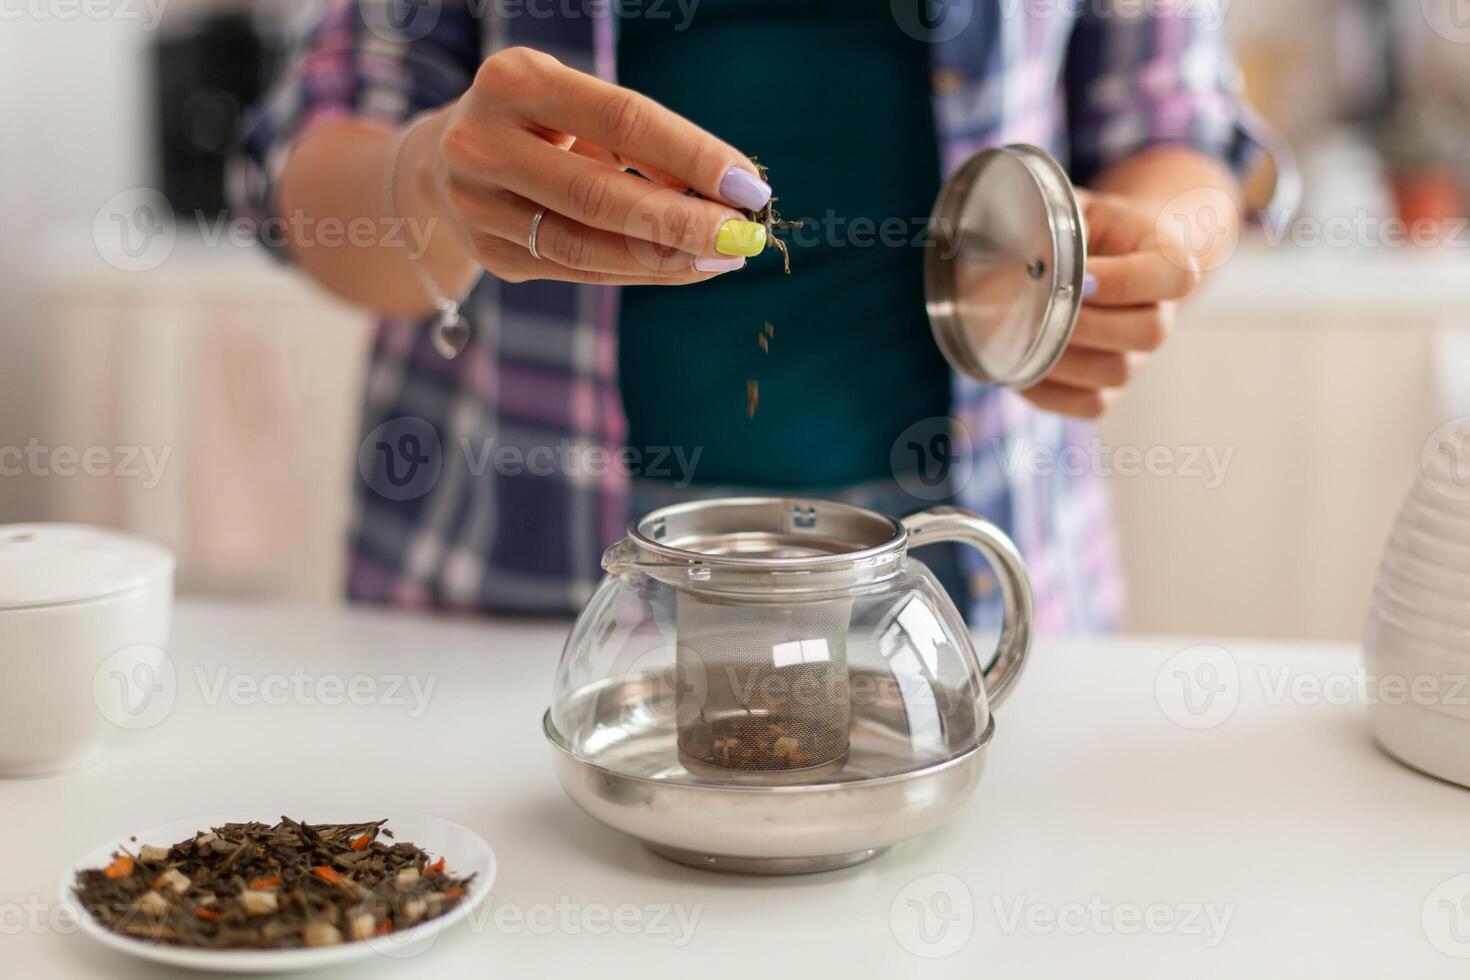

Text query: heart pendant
(431, 310), (472, 359)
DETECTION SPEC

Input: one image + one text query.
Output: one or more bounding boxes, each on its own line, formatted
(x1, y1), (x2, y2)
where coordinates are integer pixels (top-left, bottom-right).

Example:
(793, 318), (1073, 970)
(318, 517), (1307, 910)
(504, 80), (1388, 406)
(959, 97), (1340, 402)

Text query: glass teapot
(544, 496), (1034, 874)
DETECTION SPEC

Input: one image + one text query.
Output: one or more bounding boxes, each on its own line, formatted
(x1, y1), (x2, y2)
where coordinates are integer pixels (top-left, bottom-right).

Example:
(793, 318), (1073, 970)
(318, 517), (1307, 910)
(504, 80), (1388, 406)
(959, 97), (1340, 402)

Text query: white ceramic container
(1364, 421), (1470, 786)
(0, 524), (174, 776)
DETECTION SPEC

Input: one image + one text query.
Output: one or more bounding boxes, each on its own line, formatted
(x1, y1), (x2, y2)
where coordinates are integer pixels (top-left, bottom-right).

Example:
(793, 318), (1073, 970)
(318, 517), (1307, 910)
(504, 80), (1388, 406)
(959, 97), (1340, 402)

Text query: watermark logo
(93, 188), (176, 273)
(0, 440), (172, 488)
(1423, 0), (1470, 43)
(611, 640), (709, 728)
(363, 0), (443, 42)
(93, 188), (437, 273)
(996, 0), (1229, 31)
(462, 437), (702, 487)
(0, 0), (170, 29)
(1155, 644), (1239, 731)
(0, 897), (80, 936)
(1158, 187), (1240, 274)
(193, 667), (438, 718)
(993, 895), (1234, 946)
(892, 416), (974, 502)
(892, 0), (973, 44)
(997, 438), (1234, 488)
(1424, 875), (1470, 957)
(359, 417), (443, 502)
(1258, 209), (1469, 251)
(93, 645), (176, 730)
(1422, 417), (1470, 502)
(622, 188), (713, 275)
(361, 895), (704, 955)
(890, 873), (975, 959)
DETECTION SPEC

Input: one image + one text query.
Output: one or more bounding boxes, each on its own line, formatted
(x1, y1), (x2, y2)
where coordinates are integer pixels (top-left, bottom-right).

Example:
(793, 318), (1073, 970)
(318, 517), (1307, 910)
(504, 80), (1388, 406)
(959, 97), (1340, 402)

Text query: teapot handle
(901, 507), (1034, 710)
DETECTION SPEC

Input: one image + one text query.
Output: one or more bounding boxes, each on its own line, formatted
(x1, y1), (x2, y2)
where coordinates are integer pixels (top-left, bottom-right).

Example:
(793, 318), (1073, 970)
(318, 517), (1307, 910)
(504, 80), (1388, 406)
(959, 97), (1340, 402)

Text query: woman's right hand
(408, 46), (775, 286)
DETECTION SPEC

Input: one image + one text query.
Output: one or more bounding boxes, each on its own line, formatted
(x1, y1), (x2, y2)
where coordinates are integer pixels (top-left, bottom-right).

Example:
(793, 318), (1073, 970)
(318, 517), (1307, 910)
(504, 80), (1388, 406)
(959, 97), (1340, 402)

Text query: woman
(232, 0), (1259, 629)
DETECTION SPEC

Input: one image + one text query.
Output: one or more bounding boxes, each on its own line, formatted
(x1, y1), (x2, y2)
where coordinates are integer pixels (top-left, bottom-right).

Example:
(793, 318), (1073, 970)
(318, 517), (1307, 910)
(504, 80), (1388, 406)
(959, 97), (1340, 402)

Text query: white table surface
(6, 600), (1469, 978)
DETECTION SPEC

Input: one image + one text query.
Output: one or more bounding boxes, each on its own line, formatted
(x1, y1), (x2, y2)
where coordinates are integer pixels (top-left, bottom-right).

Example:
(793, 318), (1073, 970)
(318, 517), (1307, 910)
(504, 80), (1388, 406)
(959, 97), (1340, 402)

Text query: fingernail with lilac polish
(1083, 272), (1099, 298)
(694, 256), (746, 273)
(719, 166), (772, 211)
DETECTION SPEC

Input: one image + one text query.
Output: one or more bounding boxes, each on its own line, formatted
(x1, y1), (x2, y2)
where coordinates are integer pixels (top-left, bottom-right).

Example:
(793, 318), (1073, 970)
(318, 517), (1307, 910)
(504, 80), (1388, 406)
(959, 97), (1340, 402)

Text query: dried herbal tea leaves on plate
(72, 817), (475, 949)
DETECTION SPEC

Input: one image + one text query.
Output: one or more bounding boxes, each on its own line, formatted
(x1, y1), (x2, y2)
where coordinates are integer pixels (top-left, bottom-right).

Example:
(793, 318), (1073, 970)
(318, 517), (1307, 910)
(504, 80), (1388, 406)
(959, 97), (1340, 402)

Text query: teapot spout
(601, 538), (640, 576)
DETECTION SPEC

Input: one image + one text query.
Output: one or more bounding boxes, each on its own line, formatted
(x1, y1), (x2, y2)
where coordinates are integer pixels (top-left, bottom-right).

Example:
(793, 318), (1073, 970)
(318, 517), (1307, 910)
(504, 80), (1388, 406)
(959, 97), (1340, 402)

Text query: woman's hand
(409, 46), (772, 287)
(1021, 190), (1203, 420)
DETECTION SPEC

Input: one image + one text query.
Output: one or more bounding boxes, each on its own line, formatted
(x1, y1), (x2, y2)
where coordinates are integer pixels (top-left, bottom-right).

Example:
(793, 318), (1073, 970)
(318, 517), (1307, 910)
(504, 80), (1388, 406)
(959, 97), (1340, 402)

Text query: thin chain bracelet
(386, 113), (480, 359)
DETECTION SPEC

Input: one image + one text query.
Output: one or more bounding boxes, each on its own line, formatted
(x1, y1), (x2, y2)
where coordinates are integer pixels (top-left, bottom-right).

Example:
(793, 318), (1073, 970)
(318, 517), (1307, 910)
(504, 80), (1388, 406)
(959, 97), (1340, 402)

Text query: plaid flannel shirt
(232, 0), (1262, 631)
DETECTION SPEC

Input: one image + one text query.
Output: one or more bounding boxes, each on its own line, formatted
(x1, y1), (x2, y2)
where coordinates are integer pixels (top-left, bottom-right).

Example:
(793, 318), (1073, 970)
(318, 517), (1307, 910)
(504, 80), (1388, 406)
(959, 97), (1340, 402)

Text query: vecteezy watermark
(364, 0), (702, 43)
(890, 874), (976, 959)
(891, 416), (975, 502)
(998, 0), (1229, 30)
(93, 647), (440, 730)
(1258, 210), (1470, 252)
(0, 897), (81, 936)
(462, 438), (702, 487)
(94, 188), (177, 273)
(93, 645), (177, 731)
(991, 895), (1235, 947)
(1422, 417), (1470, 502)
(193, 667), (438, 719)
(780, 211), (958, 254)
(1256, 664), (1470, 711)
(0, 439), (171, 489)
(1424, 875), (1470, 957)
(364, 894), (704, 957)
(1156, 650), (1470, 731)
(1158, 188), (1470, 275)
(501, 0), (700, 28)
(359, 416), (705, 501)
(0, 0), (170, 29)
(359, 417), (444, 502)
(1158, 186), (1241, 274)
(1422, 0), (1470, 44)
(92, 190), (438, 274)
(473, 897), (702, 944)
(1154, 645), (1240, 731)
(997, 438), (1235, 489)
(891, 0), (973, 43)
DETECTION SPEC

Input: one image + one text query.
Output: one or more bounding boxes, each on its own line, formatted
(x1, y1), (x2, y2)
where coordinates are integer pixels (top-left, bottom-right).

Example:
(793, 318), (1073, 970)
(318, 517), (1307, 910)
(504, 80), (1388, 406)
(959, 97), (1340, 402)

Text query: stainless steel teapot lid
(925, 144), (1087, 388)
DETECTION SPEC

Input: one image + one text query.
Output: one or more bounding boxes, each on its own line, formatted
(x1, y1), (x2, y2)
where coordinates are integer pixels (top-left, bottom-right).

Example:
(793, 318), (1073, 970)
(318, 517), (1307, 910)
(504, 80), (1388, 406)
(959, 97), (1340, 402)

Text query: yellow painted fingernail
(716, 220), (767, 258)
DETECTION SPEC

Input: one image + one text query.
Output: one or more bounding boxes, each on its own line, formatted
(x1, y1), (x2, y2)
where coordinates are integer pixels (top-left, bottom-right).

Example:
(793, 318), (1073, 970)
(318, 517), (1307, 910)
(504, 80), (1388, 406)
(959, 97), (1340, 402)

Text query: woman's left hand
(1021, 190), (1203, 420)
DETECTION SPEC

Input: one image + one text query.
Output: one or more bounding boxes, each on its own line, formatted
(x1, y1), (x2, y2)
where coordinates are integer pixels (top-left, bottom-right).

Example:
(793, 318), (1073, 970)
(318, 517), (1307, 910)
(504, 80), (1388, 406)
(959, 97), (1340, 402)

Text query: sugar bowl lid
(925, 144), (1087, 388)
(0, 523), (175, 610)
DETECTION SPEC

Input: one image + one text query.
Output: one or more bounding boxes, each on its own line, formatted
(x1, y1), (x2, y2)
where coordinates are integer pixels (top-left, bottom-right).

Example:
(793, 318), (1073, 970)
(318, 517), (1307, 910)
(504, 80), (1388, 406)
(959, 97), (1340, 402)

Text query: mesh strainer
(674, 593), (854, 783)
(603, 498), (911, 785)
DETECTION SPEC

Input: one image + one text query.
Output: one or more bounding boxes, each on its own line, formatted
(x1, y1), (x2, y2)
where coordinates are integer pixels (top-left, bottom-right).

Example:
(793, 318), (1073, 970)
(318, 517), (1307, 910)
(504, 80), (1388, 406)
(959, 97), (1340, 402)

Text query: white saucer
(59, 811), (496, 973)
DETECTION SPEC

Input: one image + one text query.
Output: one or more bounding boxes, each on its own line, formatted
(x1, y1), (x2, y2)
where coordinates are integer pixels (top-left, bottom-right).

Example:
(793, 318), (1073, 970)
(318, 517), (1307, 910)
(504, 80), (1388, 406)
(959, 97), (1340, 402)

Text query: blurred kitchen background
(1, 0), (1468, 640)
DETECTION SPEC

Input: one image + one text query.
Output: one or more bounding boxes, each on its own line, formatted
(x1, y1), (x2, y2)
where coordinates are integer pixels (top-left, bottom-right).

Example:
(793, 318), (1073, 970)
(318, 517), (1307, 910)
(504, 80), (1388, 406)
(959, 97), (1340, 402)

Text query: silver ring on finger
(527, 206), (548, 261)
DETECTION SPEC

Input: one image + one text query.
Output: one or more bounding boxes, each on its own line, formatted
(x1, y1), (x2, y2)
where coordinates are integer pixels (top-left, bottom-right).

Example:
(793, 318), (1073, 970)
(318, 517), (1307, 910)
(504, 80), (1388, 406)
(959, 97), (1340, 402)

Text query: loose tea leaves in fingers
(743, 159), (803, 275)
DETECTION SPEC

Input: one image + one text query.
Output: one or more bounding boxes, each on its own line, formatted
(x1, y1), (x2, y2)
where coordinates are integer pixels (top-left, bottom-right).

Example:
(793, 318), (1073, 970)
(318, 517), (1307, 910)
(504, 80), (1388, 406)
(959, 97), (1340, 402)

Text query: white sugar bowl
(1363, 421), (1470, 787)
(0, 524), (174, 777)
